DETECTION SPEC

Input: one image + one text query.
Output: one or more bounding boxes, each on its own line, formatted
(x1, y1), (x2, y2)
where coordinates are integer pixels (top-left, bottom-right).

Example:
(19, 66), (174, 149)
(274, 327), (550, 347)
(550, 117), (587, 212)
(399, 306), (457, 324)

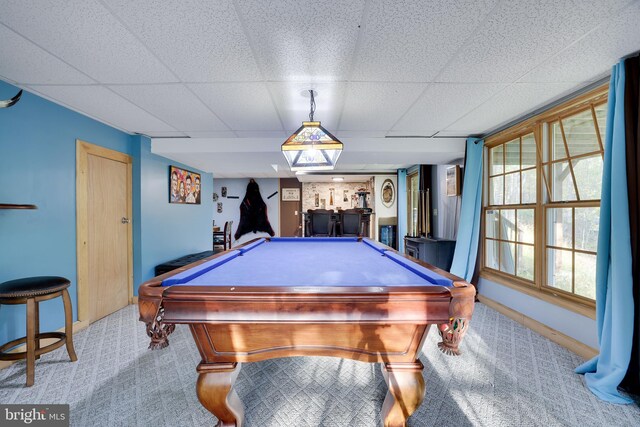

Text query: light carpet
(1, 303), (639, 426)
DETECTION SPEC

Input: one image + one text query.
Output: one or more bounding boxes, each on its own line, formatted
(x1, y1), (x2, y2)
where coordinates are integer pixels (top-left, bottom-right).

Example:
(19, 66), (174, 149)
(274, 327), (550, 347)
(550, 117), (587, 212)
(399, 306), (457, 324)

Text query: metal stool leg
(61, 289), (77, 362)
(26, 298), (36, 387)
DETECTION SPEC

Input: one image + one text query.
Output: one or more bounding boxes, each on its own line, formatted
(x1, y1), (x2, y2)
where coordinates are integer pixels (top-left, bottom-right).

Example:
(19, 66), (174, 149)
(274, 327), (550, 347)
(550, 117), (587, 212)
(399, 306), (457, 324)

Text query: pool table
(138, 237), (475, 427)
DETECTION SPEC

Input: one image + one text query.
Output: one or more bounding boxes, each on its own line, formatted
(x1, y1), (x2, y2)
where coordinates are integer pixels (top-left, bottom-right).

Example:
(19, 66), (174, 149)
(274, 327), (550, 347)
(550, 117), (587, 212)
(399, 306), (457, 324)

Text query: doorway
(279, 178), (302, 237)
(76, 140), (133, 323)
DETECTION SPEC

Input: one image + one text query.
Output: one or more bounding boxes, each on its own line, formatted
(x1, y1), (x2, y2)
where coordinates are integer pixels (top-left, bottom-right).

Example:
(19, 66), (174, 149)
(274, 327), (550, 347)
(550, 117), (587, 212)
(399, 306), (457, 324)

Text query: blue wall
(135, 137), (213, 292)
(0, 81), (131, 344)
(0, 81), (213, 344)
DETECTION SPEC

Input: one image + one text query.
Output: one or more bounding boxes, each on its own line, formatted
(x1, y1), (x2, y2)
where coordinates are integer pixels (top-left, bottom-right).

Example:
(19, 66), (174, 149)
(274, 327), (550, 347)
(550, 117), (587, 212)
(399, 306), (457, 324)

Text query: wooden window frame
(483, 125), (539, 284)
(480, 85), (608, 317)
(407, 171), (419, 237)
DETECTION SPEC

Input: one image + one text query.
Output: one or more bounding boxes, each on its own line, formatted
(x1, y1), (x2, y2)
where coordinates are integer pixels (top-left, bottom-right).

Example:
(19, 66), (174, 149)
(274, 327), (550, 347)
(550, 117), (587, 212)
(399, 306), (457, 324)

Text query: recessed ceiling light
(332, 177), (344, 182)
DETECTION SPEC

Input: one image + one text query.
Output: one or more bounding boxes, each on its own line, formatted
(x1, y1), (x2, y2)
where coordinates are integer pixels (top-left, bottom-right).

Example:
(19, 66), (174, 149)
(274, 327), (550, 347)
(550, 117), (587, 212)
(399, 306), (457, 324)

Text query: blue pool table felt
(162, 238), (452, 288)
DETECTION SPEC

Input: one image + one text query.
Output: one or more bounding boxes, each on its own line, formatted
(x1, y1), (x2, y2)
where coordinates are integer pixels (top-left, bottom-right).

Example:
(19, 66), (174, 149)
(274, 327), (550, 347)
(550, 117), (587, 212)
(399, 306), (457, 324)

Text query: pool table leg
(196, 362), (245, 427)
(380, 361), (425, 427)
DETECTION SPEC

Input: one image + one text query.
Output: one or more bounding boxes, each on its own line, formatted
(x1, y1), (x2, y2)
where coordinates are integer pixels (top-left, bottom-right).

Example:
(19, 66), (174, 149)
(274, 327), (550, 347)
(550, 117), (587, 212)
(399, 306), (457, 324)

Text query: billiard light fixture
(281, 90), (343, 171)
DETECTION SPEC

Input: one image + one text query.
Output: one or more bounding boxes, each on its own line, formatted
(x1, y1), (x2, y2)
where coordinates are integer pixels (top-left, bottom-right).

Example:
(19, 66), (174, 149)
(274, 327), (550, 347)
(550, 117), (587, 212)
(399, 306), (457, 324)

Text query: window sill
(479, 269), (596, 320)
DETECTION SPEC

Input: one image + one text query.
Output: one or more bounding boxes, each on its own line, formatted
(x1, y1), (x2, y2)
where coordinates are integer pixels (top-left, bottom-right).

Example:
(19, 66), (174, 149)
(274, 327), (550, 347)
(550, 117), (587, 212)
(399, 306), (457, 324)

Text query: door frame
(76, 139), (133, 323)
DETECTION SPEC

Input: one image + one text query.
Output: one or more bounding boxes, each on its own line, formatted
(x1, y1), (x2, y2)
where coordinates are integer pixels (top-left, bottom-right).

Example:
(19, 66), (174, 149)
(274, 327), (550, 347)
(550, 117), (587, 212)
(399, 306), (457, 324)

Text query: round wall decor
(381, 179), (395, 208)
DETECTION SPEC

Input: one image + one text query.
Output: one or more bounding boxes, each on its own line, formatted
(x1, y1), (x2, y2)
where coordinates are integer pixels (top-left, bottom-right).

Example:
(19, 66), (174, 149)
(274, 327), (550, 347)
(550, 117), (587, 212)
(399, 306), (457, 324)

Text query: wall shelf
(0, 204), (38, 210)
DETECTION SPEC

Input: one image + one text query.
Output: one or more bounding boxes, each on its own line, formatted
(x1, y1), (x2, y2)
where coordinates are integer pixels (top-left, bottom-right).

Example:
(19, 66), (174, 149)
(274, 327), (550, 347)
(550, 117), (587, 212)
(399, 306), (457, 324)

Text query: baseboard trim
(478, 294), (598, 360)
(0, 320), (90, 370)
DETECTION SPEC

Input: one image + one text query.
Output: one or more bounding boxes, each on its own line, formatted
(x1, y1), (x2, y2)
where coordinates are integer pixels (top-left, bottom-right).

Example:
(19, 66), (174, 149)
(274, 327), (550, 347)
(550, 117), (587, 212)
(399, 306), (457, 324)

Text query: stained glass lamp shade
(281, 121), (343, 171)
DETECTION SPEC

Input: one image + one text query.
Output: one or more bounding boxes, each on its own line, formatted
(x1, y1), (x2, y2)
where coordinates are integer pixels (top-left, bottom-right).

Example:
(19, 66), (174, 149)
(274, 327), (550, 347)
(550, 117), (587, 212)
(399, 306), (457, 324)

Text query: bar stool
(0, 276), (78, 386)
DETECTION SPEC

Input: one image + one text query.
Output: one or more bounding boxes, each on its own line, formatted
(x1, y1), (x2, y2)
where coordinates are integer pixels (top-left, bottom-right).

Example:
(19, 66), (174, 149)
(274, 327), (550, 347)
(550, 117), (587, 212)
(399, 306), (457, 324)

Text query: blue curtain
(450, 137), (484, 282)
(575, 61), (635, 404)
(397, 169), (407, 253)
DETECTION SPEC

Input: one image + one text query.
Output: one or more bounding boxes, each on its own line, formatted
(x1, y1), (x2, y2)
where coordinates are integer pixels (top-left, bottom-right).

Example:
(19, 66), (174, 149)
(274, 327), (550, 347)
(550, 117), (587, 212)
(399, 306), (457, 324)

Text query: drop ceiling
(1, 0), (639, 178)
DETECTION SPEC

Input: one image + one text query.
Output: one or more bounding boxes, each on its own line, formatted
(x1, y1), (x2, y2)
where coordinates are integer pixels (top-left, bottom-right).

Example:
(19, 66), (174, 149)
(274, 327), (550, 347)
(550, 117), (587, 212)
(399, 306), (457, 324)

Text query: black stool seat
(0, 276), (70, 299)
(0, 276), (77, 386)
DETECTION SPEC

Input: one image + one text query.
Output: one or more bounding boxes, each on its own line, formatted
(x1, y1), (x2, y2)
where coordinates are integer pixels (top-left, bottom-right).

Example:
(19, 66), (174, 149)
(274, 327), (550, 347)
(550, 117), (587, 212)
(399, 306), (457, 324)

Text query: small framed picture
(281, 188), (300, 201)
(446, 166), (461, 196)
(221, 186), (227, 197)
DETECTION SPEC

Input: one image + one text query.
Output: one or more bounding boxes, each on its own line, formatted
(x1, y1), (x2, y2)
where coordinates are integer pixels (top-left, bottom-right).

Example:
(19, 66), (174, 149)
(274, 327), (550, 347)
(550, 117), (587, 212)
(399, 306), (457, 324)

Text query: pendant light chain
(309, 90), (316, 122)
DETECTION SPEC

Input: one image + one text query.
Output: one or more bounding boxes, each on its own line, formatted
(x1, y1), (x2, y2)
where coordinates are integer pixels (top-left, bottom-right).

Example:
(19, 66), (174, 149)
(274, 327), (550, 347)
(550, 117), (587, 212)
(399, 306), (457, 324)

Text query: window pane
(521, 168), (536, 204)
(521, 133), (536, 168)
(574, 252), (596, 300)
(594, 103), (607, 144)
(575, 207), (600, 252)
(572, 155), (603, 200)
(547, 208), (572, 249)
(517, 244), (534, 281)
(517, 209), (535, 244)
(562, 109), (600, 157)
(409, 174), (419, 236)
(490, 175), (504, 205)
(486, 210), (499, 239)
(486, 239), (499, 270)
(500, 241), (515, 275)
(552, 122), (567, 160)
(500, 209), (516, 241)
(552, 161), (577, 201)
(547, 248), (572, 292)
(490, 145), (504, 175)
(504, 172), (520, 205)
(505, 138), (520, 173)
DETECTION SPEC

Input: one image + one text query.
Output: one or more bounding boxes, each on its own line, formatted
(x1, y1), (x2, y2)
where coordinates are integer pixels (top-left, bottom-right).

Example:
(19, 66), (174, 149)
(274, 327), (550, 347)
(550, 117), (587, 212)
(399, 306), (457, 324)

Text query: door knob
(121, 217), (130, 224)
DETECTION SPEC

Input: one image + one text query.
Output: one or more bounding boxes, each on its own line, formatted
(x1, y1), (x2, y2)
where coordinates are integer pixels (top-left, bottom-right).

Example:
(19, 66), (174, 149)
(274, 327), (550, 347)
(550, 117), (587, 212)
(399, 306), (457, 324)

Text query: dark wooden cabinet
(404, 237), (456, 271)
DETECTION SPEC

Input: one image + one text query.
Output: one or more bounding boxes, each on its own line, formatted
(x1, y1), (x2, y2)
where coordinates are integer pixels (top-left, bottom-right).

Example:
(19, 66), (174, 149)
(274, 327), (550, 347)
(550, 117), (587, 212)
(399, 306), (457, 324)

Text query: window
(407, 172), (419, 236)
(544, 103), (604, 301)
(485, 131), (537, 282)
(482, 85), (607, 308)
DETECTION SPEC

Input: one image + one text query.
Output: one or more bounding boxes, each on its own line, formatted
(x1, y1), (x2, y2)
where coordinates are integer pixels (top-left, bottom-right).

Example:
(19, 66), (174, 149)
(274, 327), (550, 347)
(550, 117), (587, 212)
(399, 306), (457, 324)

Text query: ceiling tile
(0, 25), (94, 85)
(0, 0), (177, 84)
(185, 131), (239, 138)
(109, 84), (228, 132)
(335, 130), (388, 138)
(138, 131), (187, 137)
(235, 0), (365, 81)
(435, 131), (473, 138)
(27, 85), (176, 133)
(444, 82), (578, 134)
(103, 0), (261, 82)
(269, 82), (348, 132)
(188, 83), (282, 131)
(351, 0), (498, 82)
(235, 131), (289, 138)
(520, 1), (640, 83)
(392, 83), (507, 132)
(339, 82), (426, 131)
(438, 0), (631, 83)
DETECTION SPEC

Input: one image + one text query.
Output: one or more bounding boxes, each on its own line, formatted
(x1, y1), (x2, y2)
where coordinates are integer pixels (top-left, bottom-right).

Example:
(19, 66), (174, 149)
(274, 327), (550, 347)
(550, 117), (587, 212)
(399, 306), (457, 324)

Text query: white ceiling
(1, 0), (639, 178)
(295, 174), (374, 183)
